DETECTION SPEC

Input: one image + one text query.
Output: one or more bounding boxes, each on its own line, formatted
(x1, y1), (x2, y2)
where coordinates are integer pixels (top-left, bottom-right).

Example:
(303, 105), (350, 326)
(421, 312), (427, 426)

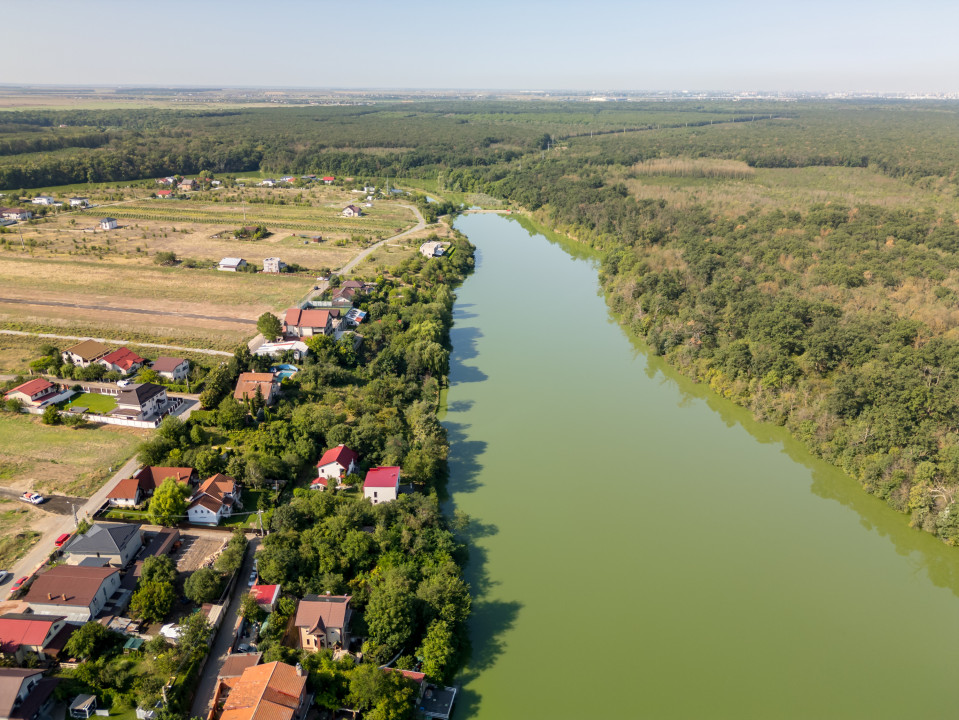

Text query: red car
(10, 576), (28, 593)
(54, 533), (70, 548)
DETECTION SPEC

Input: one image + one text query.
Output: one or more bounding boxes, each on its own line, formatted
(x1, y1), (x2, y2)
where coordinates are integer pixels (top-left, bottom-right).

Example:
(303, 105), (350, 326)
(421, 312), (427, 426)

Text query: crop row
(100, 210), (403, 234)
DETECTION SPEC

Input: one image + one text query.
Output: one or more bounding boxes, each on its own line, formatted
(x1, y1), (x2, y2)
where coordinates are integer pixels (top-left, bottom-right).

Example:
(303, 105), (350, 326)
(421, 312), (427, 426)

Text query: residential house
(293, 595), (352, 652)
(0, 668), (58, 720)
(216, 661), (309, 720)
(179, 179), (197, 191)
(217, 652), (262, 681)
(3, 379), (61, 409)
(323, 176), (335, 184)
(263, 257), (284, 273)
(312, 445), (358, 490)
(341, 204), (362, 217)
(187, 473), (240, 525)
(420, 240), (445, 258)
(219, 257), (247, 272)
(151, 356), (190, 381)
(363, 466), (400, 505)
(0, 209), (31, 221)
(23, 566), (121, 622)
(156, 176), (176, 185)
(250, 584), (280, 613)
(113, 383), (167, 420)
(0, 614), (69, 663)
(234, 373), (280, 406)
(105, 478), (143, 508)
(97, 347), (146, 375)
(98, 218), (118, 230)
(259, 179), (276, 187)
(156, 189), (173, 198)
(132, 466), (197, 496)
(69, 198), (88, 207)
(31, 197), (56, 206)
(63, 522), (143, 567)
(253, 340), (309, 361)
(282, 308), (331, 338)
(62, 339), (109, 367)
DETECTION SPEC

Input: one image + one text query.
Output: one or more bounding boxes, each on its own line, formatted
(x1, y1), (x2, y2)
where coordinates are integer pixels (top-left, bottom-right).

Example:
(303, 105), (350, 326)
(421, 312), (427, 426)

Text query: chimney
(61, 594), (66, 601)
(47, 593), (52, 600)
(295, 663), (304, 677)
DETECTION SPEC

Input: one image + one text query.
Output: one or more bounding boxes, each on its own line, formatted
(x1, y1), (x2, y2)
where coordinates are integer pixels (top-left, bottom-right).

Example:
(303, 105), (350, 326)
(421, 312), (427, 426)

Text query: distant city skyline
(9, 0), (958, 93)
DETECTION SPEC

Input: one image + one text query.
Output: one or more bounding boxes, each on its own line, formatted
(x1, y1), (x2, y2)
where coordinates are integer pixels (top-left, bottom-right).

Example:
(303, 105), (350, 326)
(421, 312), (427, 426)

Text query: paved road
(338, 203), (426, 275)
(3, 454), (141, 585)
(0, 298), (257, 326)
(190, 537), (260, 718)
(0, 330), (233, 357)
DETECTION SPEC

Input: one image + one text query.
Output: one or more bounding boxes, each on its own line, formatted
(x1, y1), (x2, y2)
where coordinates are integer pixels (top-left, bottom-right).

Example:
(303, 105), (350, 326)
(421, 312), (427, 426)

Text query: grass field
(0, 413), (143, 496)
(64, 392), (118, 413)
(0, 500), (40, 568)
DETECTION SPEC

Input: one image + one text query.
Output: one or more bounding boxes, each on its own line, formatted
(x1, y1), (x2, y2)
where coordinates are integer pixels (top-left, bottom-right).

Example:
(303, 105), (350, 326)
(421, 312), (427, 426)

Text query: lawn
(0, 413), (143, 496)
(64, 392), (118, 414)
(222, 487), (271, 529)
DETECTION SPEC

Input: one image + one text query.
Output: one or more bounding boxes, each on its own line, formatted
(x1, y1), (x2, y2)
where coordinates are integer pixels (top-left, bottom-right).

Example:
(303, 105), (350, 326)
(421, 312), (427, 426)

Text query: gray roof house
(0, 668), (58, 720)
(64, 523), (143, 568)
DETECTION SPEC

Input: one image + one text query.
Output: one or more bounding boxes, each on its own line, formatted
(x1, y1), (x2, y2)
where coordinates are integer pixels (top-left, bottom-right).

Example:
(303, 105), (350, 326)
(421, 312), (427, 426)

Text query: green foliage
(257, 312), (283, 340)
(64, 621), (123, 659)
(41, 405), (60, 425)
(147, 477), (189, 526)
(239, 591), (264, 623)
(184, 567), (222, 604)
(140, 555), (177, 586)
(129, 580), (175, 624)
(214, 528), (248, 575)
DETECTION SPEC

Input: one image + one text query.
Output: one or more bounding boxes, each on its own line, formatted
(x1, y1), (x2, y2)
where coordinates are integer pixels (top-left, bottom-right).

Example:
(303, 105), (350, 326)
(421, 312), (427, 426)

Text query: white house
(97, 346), (146, 374)
(312, 445), (359, 490)
(263, 257), (285, 273)
(69, 197), (89, 207)
(98, 217), (118, 230)
(187, 474), (240, 525)
(260, 179), (276, 187)
(341, 205), (362, 217)
(254, 340), (309, 361)
(31, 196), (56, 205)
(283, 308), (332, 337)
(420, 241), (445, 258)
(22, 566), (122, 623)
(3, 378), (62, 409)
(219, 257), (247, 272)
(363, 466), (400, 504)
(0, 668), (58, 720)
(151, 356), (190, 381)
(113, 383), (167, 420)
(0, 208), (32, 221)
(62, 339), (110, 367)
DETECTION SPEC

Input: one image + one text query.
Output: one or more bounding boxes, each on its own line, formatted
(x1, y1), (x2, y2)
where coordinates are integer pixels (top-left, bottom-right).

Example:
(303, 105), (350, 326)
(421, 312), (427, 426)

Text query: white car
(19, 492), (43, 505)
(117, 380), (132, 388)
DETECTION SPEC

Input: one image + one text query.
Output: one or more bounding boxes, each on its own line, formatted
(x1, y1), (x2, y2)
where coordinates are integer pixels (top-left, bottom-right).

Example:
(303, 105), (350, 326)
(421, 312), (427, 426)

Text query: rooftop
(364, 466), (401, 488)
(64, 339), (109, 362)
(294, 595), (351, 634)
(23, 565), (119, 607)
(65, 522), (141, 556)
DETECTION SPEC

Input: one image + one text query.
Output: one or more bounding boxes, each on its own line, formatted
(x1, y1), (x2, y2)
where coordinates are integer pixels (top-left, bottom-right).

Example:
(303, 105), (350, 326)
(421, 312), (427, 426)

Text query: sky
(7, 0), (958, 93)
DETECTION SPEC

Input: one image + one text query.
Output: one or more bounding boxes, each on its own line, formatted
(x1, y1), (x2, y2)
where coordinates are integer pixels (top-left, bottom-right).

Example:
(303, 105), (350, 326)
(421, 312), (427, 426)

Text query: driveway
(190, 537), (259, 718)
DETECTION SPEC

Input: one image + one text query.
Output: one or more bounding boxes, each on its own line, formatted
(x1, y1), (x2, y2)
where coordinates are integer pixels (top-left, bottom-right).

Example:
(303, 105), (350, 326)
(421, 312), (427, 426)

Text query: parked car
(10, 576), (28, 593)
(247, 572), (257, 587)
(19, 491), (43, 505)
(54, 533), (70, 548)
(117, 379), (132, 388)
(0, 571), (9, 584)
(237, 643), (255, 653)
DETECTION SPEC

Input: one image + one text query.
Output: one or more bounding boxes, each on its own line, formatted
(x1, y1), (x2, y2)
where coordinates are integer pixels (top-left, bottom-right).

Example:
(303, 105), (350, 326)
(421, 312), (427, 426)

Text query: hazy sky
(7, 0), (957, 92)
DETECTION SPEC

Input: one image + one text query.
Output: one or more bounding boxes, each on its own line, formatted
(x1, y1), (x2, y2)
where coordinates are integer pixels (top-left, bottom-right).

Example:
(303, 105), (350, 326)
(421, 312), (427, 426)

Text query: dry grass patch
(0, 413), (144, 497)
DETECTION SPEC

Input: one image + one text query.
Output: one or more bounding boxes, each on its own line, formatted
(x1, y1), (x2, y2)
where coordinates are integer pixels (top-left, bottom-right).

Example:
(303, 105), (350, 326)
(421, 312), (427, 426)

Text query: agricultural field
(0, 500), (40, 569)
(0, 412), (143, 497)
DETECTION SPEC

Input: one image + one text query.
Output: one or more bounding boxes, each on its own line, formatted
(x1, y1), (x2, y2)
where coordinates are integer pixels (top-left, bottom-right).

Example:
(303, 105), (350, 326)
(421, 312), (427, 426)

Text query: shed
(70, 695), (98, 719)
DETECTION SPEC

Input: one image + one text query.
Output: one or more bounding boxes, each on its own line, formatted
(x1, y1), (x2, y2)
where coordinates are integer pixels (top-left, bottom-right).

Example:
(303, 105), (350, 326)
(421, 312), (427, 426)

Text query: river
(443, 212), (959, 719)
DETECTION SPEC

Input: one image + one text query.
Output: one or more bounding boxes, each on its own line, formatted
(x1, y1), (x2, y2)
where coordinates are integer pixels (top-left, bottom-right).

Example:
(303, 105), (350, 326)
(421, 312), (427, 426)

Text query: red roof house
(106, 478), (143, 507)
(157, 189), (173, 197)
(0, 613), (68, 661)
(322, 176), (335, 184)
(98, 347), (146, 374)
(250, 584), (280, 612)
(363, 466), (400, 505)
(133, 466), (197, 495)
(4, 378), (59, 408)
(283, 308), (332, 338)
(313, 445), (359, 490)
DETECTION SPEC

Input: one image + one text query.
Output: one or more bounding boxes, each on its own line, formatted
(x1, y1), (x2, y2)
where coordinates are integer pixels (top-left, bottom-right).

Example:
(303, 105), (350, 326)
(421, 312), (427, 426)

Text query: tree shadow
(445, 399), (474, 413)
(449, 325), (483, 363)
(442, 421), (487, 497)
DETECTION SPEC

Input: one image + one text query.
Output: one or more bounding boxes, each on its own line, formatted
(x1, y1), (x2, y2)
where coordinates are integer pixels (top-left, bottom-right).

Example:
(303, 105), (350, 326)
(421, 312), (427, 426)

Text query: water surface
(445, 213), (959, 719)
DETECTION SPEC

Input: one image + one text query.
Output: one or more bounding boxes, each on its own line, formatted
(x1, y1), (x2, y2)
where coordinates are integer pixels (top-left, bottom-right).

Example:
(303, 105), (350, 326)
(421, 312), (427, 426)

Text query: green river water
(444, 213), (959, 719)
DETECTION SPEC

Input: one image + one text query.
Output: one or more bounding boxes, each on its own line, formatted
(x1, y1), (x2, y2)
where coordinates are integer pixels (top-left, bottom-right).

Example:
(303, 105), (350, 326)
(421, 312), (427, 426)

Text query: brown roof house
(293, 594), (352, 652)
(0, 668), (58, 720)
(23, 565), (121, 622)
(105, 478), (143, 507)
(187, 474), (240, 525)
(215, 661), (309, 720)
(282, 308), (332, 338)
(234, 373), (280, 407)
(133, 466), (198, 496)
(61, 339), (109, 368)
(151, 356), (190, 381)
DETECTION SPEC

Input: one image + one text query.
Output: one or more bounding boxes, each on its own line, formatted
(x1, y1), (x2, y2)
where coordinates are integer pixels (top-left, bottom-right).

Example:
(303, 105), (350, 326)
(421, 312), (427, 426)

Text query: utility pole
(72, 503), (78, 529)
(17, 225), (25, 251)
(257, 509), (264, 537)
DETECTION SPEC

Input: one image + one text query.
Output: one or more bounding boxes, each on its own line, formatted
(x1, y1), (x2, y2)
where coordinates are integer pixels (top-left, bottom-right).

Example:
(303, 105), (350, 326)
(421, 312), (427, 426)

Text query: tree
(148, 477), (189, 526)
(240, 592), (264, 623)
(257, 312), (283, 340)
(365, 570), (415, 655)
(64, 621), (122, 659)
(129, 580), (175, 624)
(41, 405), (61, 425)
(184, 567), (222, 604)
(218, 396), (247, 430)
(417, 620), (455, 682)
(138, 368), (162, 384)
(141, 555), (177, 585)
